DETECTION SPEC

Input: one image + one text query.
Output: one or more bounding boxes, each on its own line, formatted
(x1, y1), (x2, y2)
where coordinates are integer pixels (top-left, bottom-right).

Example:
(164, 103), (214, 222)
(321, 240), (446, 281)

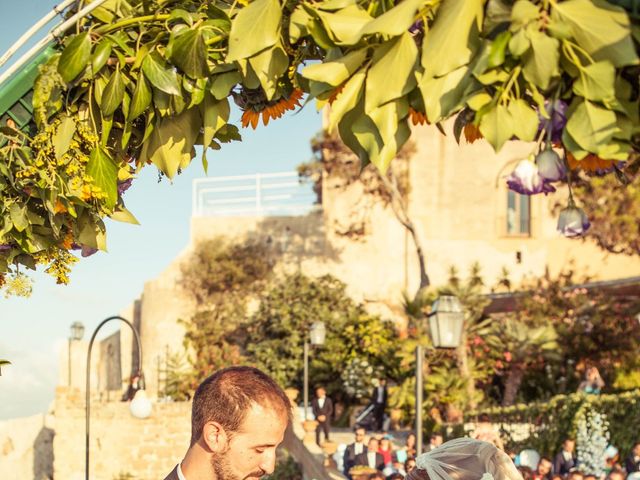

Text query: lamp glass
(309, 321), (326, 345)
(430, 295), (464, 348)
(70, 321), (85, 341)
(129, 390), (152, 419)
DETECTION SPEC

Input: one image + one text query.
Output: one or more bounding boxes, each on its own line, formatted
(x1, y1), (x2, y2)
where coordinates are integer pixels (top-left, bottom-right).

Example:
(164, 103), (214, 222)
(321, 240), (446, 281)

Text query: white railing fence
(192, 171), (319, 217)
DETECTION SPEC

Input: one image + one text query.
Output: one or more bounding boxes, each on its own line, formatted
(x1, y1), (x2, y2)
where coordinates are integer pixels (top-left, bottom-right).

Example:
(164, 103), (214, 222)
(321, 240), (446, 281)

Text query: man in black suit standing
(312, 385), (334, 446)
(553, 438), (577, 476)
(625, 442), (640, 474)
(371, 378), (388, 432)
(343, 426), (368, 477)
(355, 437), (385, 471)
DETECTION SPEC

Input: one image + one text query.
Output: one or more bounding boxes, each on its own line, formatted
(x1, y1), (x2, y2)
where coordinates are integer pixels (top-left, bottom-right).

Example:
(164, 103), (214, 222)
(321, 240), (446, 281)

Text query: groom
(163, 366), (292, 480)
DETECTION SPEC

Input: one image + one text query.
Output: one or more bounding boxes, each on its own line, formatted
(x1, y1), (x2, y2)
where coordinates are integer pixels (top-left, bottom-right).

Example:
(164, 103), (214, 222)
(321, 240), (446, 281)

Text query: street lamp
(415, 295), (465, 453)
(68, 321), (85, 386)
(85, 316), (151, 480)
(303, 321), (326, 420)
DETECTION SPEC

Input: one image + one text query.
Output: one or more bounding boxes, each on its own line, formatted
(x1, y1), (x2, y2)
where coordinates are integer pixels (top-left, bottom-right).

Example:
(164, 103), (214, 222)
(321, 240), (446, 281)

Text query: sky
(0, 0), (322, 419)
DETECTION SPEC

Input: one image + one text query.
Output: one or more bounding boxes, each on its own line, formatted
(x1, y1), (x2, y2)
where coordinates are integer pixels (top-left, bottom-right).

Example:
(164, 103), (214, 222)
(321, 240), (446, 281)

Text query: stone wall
(0, 413), (54, 480)
(53, 388), (190, 480)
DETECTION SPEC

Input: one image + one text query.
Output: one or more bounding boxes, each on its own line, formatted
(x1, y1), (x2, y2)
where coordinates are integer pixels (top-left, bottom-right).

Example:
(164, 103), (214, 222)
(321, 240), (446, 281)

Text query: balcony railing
(192, 171), (319, 217)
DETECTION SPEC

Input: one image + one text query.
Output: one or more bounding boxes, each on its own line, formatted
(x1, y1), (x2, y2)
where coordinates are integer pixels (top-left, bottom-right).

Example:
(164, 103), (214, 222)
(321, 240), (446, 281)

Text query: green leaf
(202, 94), (230, 149)
(564, 99), (619, 153)
(421, 0), (484, 77)
(78, 216), (107, 251)
(467, 92), (492, 111)
(359, 0), (423, 38)
(367, 99), (411, 173)
(139, 108), (201, 179)
(510, 0), (539, 30)
(365, 33), (417, 113)
(91, 39), (112, 74)
(87, 148), (118, 210)
(479, 104), (514, 151)
(58, 32), (91, 83)
(129, 76), (152, 121)
(488, 31), (511, 68)
(302, 49), (367, 87)
(9, 204), (28, 232)
(141, 52), (181, 96)
(418, 66), (471, 123)
(522, 31), (560, 90)
(551, 0), (638, 67)
(572, 61), (616, 103)
(290, 6), (312, 42)
(169, 29), (209, 79)
(101, 66), (125, 116)
(247, 44), (289, 99)
(227, 0), (282, 61)
(210, 71), (242, 100)
(328, 67), (366, 131)
(53, 115), (77, 160)
(507, 99), (538, 142)
(315, 5), (372, 45)
(508, 28), (530, 57)
(110, 207), (140, 225)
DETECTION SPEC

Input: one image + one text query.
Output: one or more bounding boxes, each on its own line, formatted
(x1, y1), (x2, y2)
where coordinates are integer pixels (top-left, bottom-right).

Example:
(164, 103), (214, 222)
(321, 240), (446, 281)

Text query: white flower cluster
(576, 406), (610, 477)
(341, 358), (382, 399)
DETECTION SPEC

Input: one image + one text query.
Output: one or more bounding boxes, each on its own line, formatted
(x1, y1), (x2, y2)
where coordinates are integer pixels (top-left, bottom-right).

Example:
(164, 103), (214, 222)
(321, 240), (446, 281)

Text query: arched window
(506, 190), (531, 236)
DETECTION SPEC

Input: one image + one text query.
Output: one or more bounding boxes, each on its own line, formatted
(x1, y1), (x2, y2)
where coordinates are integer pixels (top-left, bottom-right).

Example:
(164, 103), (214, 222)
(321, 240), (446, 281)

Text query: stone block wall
(53, 388), (190, 480)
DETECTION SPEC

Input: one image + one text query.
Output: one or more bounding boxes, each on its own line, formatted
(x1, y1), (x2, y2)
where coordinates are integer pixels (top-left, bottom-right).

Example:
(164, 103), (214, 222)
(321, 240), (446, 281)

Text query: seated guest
(534, 457), (553, 480)
(356, 438), (385, 471)
(554, 439), (577, 476)
(425, 433), (443, 452)
(584, 475), (596, 480)
(379, 436), (394, 467)
(567, 471), (584, 480)
(387, 474), (404, 480)
(344, 426), (368, 477)
(626, 442), (640, 474)
(606, 468), (626, 480)
(405, 457), (417, 475)
(369, 473), (385, 480)
(518, 466), (534, 480)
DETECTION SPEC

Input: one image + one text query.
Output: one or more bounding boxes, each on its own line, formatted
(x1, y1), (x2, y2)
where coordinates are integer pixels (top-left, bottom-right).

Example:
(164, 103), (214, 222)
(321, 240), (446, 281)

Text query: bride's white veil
(414, 438), (523, 480)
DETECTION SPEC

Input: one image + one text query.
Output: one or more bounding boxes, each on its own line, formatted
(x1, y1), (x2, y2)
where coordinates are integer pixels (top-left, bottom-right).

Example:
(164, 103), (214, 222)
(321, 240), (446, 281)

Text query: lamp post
(68, 321), (85, 387)
(85, 316), (151, 480)
(415, 295), (465, 454)
(303, 321), (326, 420)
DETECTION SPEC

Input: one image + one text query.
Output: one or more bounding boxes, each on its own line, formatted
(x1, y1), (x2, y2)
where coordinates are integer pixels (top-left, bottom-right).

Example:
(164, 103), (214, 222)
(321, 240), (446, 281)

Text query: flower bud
(536, 148), (565, 182)
(557, 205), (591, 237)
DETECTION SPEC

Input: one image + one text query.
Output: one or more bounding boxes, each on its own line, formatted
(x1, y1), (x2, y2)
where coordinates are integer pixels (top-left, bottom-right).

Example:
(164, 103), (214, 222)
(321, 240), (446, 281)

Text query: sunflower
(241, 89), (304, 129)
(409, 108), (428, 125)
(463, 123), (483, 143)
(566, 152), (617, 172)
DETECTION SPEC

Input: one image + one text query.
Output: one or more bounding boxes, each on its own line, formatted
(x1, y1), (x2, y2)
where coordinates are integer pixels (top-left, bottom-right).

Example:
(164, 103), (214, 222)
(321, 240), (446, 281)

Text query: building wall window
(506, 190), (531, 236)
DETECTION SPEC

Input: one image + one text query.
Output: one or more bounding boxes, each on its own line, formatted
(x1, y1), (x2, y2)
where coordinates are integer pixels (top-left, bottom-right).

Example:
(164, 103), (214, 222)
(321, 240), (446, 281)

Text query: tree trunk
(378, 170), (430, 292)
(456, 328), (477, 409)
(502, 364), (525, 406)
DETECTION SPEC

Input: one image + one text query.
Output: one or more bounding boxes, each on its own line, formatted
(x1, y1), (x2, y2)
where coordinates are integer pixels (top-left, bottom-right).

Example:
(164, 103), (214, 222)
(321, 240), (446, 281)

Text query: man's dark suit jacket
(553, 452), (577, 476)
(625, 455), (640, 474)
(343, 443), (368, 474)
(355, 451), (385, 471)
(311, 396), (334, 421)
(163, 466), (179, 480)
(370, 385), (388, 408)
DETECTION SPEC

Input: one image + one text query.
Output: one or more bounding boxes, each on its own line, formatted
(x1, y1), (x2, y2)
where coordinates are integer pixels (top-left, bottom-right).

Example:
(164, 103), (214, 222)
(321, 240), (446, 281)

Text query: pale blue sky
(0, 0), (321, 419)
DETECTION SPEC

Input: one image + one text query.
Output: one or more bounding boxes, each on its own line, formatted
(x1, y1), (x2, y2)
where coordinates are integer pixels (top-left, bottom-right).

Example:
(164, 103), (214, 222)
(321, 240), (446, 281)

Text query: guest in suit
(311, 386), (334, 446)
(553, 439), (577, 476)
(356, 438), (385, 471)
(625, 442), (640, 474)
(371, 378), (388, 431)
(162, 366), (292, 480)
(343, 426), (368, 477)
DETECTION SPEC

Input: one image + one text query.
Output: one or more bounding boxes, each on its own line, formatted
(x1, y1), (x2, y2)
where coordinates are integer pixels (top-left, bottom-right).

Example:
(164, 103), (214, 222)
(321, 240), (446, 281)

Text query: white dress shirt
(177, 463), (187, 480)
(318, 397), (325, 409)
(354, 442), (364, 455)
(367, 451), (377, 468)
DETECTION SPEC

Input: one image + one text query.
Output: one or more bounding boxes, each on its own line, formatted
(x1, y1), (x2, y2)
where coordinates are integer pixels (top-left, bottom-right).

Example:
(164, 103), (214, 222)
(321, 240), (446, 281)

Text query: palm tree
(480, 319), (559, 406)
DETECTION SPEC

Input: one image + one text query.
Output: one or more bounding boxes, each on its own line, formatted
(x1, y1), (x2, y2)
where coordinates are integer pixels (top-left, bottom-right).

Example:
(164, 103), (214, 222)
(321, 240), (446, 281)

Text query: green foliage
(246, 272), (398, 397)
(176, 237), (273, 396)
(163, 351), (194, 401)
(3, 0), (640, 290)
(264, 450), (303, 480)
(474, 390), (640, 459)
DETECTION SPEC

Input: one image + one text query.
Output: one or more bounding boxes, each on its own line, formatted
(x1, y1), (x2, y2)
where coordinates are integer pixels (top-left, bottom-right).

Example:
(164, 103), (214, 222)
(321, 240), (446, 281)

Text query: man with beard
(163, 366), (292, 480)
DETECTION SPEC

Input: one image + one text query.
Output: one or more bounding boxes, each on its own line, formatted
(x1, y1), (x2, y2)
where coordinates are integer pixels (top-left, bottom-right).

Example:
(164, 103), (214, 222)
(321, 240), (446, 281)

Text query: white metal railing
(192, 172), (320, 217)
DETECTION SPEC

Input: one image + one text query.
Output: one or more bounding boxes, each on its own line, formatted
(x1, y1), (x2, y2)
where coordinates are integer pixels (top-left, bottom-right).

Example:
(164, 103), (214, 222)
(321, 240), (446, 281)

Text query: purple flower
(0, 244), (12, 253)
(409, 20), (424, 35)
(117, 179), (133, 195)
(537, 99), (568, 143)
(536, 148), (565, 182)
(557, 204), (590, 238)
(506, 159), (556, 195)
(81, 246), (98, 257)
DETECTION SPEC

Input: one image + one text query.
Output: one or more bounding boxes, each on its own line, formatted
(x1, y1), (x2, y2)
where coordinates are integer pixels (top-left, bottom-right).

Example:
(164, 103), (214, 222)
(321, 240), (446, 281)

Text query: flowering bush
(341, 357), (382, 400)
(576, 406), (609, 477)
